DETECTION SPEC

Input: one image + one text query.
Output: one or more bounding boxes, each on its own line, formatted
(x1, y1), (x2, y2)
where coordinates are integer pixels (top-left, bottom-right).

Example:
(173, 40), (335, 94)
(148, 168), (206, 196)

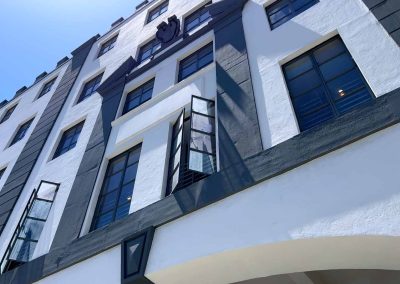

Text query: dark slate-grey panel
(0, 36), (97, 236)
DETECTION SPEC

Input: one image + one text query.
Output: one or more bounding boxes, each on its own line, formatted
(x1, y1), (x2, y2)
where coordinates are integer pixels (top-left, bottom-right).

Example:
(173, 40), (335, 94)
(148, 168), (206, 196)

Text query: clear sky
(0, 0), (141, 102)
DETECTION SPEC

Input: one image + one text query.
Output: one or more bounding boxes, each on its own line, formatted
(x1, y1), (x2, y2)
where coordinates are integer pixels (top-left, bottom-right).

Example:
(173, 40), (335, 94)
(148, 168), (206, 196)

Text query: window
(98, 35), (118, 57)
(38, 78), (57, 98)
(266, 0), (319, 30)
(138, 39), (161, 63)
(77, 73), (103, 103)
(184, 3), (212, 33)
(147, 1), (168, 23)
(0, 168), (5, 180)
(178, 43), (213, 82)
(166, 96), (216, 195)
(123, 79), (154, 115)
(0, 105), (17, 124)
(91, 144), (142, 230)
(10, 118), (34, 146)
(283, 37), (374, 131)
(0, 181), (59, 273)
(53, 121), (85, 159)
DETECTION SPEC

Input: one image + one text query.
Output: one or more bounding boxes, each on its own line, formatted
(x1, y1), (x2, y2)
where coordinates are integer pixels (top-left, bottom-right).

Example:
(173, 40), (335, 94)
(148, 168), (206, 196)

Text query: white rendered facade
(0, 0), (399, 283)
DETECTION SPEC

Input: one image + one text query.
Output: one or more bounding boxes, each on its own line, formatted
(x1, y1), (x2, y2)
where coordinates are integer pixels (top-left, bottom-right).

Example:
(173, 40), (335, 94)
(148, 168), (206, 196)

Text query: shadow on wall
(244, 0), (325, 149)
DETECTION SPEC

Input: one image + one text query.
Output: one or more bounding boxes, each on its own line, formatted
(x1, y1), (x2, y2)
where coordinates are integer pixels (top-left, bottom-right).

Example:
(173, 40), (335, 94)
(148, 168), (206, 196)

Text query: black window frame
(183, 2), (212, 33)
(10, 118), (34, 146)
(98, 35), (118, 58)
(91, 144), (142, 231)
(147, 1), (169, 23)
(53, 121), (85, 159)
(266, 0), (319, 30)
(166, 96), (217, 195)
(0, 181), (59, 273)
(138, 38), (161, 63)
(178, 42), (214, 82)
(0, 104), (17, 124)
(77, 73), (103, 103)
(123, 79), (155, 115)
(38, 77), (57, 98)
(282, 36), (374, 132)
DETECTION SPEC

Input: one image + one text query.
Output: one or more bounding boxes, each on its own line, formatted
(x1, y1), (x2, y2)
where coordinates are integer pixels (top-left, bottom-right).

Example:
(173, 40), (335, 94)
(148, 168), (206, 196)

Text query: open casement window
(166, 96), (216, 195)
(189, 96), (216, 174)
(0, 181), (59, 273)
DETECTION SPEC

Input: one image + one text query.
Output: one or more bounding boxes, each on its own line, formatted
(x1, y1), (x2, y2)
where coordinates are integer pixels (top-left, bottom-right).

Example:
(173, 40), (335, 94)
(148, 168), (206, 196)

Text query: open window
(166, 96), (216, 195)
(0, 181), (59, 273)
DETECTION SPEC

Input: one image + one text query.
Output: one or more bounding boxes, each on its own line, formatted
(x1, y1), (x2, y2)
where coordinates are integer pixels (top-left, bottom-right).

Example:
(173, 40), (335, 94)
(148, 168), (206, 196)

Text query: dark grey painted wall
(0, 36), (97, 236)
(362, 0), (400, 45)
(214, 7), (263, 169)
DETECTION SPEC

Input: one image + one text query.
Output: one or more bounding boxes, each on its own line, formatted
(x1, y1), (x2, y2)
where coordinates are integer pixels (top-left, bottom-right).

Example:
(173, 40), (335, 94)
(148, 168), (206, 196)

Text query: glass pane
(99, 191), (118, 213)
(128, 149), (141, 165)
(119, 182), (134, 205)
(9, 239), (37, 262)
(198, 52), (213, 68)
(105, 172), (123, 193)
(180, 62), (197, 79)
(115, 203), (130, 220)
(192, 98), (214, 116)
(292, 86), (328, 115)
(189, 150), (216, 174)
(28, 200), (52, 220)
(190, 131), (214, 154)
(314, 39), (346, 64)
(123, 163), (138, 184)
(191, 113), (214, 133)
(186, 18), (200, 32)
(141, 89), (152, 103)
(200, 10), (211, 22)
(171, 130), (182, 152)
(269, 4), (291, 25)
(127, 96), (141, 112)
(19, 218), (45, 241)
(284, 55), (313, 80)
(319, 53), (355, 81)
(110, 156), (126, 175)
(94, 211), (114, 229)
(172, 148), (181, 169)
(171, 170), (180, 192)
(335, 88), (372, 114)
(299, 106), (334, 131)
(288, 69), (322, 97)
(327, 69), (365, 100)
(36, 182), (58, 201)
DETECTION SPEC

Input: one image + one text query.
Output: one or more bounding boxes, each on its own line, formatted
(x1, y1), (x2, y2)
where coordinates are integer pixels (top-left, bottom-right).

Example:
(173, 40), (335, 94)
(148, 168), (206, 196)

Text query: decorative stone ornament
(156, 15), (180, 45)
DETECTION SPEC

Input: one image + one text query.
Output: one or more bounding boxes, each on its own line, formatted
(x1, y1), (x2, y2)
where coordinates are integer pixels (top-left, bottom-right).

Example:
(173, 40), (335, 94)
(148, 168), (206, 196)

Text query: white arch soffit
(146, 236), (400, 284)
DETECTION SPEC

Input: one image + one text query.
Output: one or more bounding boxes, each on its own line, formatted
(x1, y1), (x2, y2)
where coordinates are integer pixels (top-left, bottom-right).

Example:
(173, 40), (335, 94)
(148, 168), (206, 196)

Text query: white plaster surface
(243, 0), (400, 149)
(146, 124), (400, 283)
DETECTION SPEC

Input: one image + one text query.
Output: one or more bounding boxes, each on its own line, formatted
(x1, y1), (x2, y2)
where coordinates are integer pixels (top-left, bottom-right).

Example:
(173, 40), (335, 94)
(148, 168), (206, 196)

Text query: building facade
(0, 0), (400, 283)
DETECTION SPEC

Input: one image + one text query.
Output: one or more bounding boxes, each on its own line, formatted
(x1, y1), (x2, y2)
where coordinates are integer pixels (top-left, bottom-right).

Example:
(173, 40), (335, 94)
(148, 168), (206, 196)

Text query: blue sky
(0, 0), (140, 102)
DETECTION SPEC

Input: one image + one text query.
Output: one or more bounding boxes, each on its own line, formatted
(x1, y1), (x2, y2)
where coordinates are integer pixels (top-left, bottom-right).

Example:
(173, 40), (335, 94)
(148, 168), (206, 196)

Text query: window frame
(122, 79), (155, 115)
(38, 77), (57, 99)
(178, 42), (214, 82)
(265, 0), (319, 30)
(0, 104), (17, 124)
(0, 168), (5, 180)
(98, 35), (118, 58)
(183, 2), (212, 34)
(9, 118), (34, 146)
(0, 181), (59, 274)
(282, 36), (374, 131)
(77, 73), (104, 103)
(90, 144), (142, 231)
(147, 1), (169, 23)
(52, 121), (85, 159)
(138, 38), (161, 63)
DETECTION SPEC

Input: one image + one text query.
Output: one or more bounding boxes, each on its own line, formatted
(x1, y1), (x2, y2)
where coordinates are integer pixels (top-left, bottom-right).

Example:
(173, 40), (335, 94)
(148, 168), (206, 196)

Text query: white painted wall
(0, 63), (69, 192)
(243, 0), (400, 149)
(146, 123), (400, 284)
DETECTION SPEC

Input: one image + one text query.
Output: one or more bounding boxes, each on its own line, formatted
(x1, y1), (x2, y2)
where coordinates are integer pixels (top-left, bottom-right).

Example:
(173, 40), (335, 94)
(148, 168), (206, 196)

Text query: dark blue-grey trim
(362, 0), (400, 45)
